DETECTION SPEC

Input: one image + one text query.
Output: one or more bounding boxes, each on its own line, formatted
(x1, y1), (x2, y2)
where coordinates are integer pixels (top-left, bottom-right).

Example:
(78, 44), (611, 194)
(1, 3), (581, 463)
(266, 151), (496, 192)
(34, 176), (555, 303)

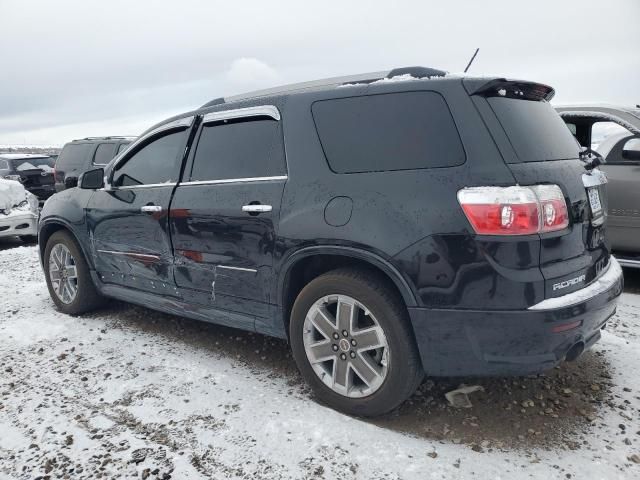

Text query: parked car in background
(0, 178), (39, 242)
(0, 153), (56, 202)
(54, 136), (134, 192)
(39, 68), (623, 416)
(557, 105), (640, 268)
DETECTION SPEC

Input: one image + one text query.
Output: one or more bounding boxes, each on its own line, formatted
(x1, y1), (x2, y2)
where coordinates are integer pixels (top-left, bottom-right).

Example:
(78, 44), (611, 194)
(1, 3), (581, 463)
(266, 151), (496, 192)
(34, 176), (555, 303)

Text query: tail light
(458, 185), (569, 236)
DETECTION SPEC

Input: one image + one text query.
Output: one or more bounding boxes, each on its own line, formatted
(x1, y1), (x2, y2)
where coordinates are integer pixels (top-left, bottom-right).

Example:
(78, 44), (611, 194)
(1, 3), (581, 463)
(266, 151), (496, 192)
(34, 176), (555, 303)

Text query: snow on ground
(0, 244), (638, 479)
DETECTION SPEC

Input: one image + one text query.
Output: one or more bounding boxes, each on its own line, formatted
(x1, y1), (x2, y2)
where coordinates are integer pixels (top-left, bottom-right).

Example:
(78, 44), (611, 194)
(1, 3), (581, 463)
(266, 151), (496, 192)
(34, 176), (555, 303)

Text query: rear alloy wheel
(303, 294), (389, 398)
(290, 268), (423, 417)
(44, 230), (104, 315)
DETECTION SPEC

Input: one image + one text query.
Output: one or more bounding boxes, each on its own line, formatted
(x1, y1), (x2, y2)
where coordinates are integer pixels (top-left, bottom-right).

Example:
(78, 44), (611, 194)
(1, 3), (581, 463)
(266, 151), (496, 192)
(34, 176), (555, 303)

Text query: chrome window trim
(528, 257), (622, 311)
(217, 265), (258, 273)
(112, 182), (177, 191)
(180, 175), (287, 187)
(202, 105), (280, 124)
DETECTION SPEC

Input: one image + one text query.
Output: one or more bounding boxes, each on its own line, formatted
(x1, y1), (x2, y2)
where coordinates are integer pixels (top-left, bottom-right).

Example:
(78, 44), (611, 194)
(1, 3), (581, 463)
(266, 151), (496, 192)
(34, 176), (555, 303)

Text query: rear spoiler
(463, 78), (555, 102)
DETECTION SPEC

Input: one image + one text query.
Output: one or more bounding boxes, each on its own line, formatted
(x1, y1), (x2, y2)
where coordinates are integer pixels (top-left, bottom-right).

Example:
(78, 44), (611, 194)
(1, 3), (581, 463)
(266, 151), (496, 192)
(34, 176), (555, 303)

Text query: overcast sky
(1, 0), (638, 146)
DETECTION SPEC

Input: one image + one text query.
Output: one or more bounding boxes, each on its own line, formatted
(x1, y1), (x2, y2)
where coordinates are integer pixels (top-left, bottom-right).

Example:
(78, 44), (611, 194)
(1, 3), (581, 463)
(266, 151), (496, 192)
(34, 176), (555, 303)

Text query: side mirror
(64, 176), (78, 189)
(622, 138), (640, 161)
(80, 168), (105, 189)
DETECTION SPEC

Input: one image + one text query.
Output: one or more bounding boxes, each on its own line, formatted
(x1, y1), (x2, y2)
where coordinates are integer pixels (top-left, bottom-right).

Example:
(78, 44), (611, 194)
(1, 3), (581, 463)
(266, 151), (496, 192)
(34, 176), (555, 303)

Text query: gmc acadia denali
(38, 67), (623, 416)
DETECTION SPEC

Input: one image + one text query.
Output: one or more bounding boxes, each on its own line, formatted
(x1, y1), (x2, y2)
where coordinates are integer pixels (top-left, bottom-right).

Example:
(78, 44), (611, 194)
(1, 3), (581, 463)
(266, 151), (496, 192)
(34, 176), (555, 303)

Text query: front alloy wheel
(44, 230), (104, 315)
(48, 243), (79, 304)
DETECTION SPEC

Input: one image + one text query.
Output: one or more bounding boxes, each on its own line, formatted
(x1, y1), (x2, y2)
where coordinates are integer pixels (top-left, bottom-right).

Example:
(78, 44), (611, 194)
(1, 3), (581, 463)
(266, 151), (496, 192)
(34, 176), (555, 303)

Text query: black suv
(0, 153), (56, 201)
(54, 136), (133, 192)
(38, 67), (623, 416)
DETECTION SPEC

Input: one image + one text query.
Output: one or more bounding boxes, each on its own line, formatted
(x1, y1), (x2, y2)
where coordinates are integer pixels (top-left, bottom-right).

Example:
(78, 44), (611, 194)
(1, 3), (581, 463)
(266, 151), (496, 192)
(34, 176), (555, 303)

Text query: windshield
(488, 98), (580, 162)
(11, 157), (55, 172)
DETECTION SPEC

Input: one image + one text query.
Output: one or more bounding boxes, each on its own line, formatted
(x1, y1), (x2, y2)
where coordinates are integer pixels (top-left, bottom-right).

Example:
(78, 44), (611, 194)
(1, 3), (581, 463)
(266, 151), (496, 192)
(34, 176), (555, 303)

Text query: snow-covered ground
(0, 244), (638, 479)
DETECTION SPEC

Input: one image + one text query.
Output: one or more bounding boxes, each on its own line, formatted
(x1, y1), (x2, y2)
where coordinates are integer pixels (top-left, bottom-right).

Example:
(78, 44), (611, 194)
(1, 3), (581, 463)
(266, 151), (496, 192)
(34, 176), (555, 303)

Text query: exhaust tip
(565, 342), (585, 362)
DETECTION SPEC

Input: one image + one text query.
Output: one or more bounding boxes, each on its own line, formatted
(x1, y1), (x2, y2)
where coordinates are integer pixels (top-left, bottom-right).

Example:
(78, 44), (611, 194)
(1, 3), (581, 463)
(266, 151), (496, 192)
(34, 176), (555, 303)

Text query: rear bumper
(408, 257), (624, 376)
(0, 212), (38, 239)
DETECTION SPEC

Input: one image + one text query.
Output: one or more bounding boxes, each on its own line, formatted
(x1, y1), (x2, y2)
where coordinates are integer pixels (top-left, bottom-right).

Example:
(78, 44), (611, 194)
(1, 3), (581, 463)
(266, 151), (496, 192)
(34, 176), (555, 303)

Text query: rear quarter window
(57, 143), (94, 168)
(311, 91), (466, 173)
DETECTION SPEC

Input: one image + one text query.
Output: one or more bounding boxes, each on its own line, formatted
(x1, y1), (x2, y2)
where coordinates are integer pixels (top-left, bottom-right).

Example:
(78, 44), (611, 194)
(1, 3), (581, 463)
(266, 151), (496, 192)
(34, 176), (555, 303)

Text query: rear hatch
(467, 79), (610, 299)
(12, 157), (55, 188)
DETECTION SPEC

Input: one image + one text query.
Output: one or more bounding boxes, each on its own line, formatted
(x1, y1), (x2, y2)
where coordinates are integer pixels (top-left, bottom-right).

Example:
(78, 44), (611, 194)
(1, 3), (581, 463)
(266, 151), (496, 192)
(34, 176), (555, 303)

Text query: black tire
(289, 268), (423, 417)
(19, 235), (38, 244)
(44, 230), (104, 315)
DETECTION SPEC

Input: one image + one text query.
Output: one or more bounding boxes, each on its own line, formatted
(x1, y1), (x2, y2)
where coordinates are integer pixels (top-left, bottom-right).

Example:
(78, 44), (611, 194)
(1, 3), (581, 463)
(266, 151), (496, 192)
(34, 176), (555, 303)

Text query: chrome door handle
(242, 204), (272, 213)
(141, 205), (163, 213)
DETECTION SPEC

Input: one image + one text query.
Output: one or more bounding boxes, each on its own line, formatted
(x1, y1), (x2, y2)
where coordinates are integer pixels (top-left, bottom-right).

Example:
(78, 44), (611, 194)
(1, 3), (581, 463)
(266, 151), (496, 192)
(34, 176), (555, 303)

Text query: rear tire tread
(290, 267), (423, 417)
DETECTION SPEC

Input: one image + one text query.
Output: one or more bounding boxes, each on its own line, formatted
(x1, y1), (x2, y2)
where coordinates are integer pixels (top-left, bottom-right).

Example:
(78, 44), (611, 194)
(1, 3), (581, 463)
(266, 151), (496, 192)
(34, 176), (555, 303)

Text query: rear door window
(58, 143), (93, 168)
(189, 118), (285, 181)
(487, 98), (580, 162)
(93, 143), (116, 165)
(311, 91), (465, 173)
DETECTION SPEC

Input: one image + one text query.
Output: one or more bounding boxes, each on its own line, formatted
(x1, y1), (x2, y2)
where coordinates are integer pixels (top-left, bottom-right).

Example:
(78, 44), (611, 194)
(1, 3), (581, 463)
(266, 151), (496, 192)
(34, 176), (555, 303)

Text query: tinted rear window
(312, 92), (465, 173)
(11, 157), (54, 170)
(190, 118), (286, 181)
(488, 98), (580, 162)
(58, 143), (93, 167)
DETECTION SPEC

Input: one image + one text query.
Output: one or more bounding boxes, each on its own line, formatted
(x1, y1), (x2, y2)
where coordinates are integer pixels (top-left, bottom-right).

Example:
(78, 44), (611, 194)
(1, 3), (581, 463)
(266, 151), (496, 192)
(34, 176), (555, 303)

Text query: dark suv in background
(38, 67), (623, 416)
(54, 136), (133, 192)
(0, 153), (56, 202)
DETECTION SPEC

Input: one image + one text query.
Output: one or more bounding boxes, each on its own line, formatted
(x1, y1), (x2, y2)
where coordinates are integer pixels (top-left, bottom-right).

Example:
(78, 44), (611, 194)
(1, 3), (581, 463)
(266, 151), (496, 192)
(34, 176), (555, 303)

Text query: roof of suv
(555, 105), (640, 133)
(137, 66), (555, 141)
(202, 66), (450, 107)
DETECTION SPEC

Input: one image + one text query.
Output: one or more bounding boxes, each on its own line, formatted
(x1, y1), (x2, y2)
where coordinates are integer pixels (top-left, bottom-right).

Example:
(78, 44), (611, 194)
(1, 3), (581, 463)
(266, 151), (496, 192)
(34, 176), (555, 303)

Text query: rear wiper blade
(579, 147), (603, 171)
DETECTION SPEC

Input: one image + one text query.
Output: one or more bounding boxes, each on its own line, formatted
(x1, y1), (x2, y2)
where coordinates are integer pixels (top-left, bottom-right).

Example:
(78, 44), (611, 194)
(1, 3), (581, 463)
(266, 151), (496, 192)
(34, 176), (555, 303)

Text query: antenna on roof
(464, 48), (480, 73)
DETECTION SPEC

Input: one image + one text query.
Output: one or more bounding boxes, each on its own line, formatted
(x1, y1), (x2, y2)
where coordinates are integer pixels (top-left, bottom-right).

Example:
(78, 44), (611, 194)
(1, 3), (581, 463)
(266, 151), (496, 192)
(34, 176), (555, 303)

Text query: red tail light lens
(458, 185), (568, 236)
(531, 185), (570, 232)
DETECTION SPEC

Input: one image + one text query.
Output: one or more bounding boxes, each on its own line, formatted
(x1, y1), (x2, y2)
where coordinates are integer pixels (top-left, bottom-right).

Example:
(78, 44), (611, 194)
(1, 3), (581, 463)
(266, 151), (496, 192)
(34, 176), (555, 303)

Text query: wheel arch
(278, 246), (418, 336)
(38, 220), (93, 269)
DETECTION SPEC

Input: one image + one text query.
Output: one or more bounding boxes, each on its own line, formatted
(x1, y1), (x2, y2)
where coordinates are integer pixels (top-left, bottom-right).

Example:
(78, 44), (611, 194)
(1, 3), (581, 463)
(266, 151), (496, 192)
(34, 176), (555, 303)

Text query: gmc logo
(553, 274), (586, 291)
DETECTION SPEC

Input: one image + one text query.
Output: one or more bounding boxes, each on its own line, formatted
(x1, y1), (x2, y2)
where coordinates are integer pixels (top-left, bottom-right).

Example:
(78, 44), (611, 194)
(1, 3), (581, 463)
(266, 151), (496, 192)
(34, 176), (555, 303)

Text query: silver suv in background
(557, 105), (640, 268)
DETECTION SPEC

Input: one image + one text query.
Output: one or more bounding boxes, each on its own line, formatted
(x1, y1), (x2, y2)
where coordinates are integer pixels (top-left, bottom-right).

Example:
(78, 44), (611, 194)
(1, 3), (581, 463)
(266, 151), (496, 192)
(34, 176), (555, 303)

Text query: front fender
(38, 188), (94, 267)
